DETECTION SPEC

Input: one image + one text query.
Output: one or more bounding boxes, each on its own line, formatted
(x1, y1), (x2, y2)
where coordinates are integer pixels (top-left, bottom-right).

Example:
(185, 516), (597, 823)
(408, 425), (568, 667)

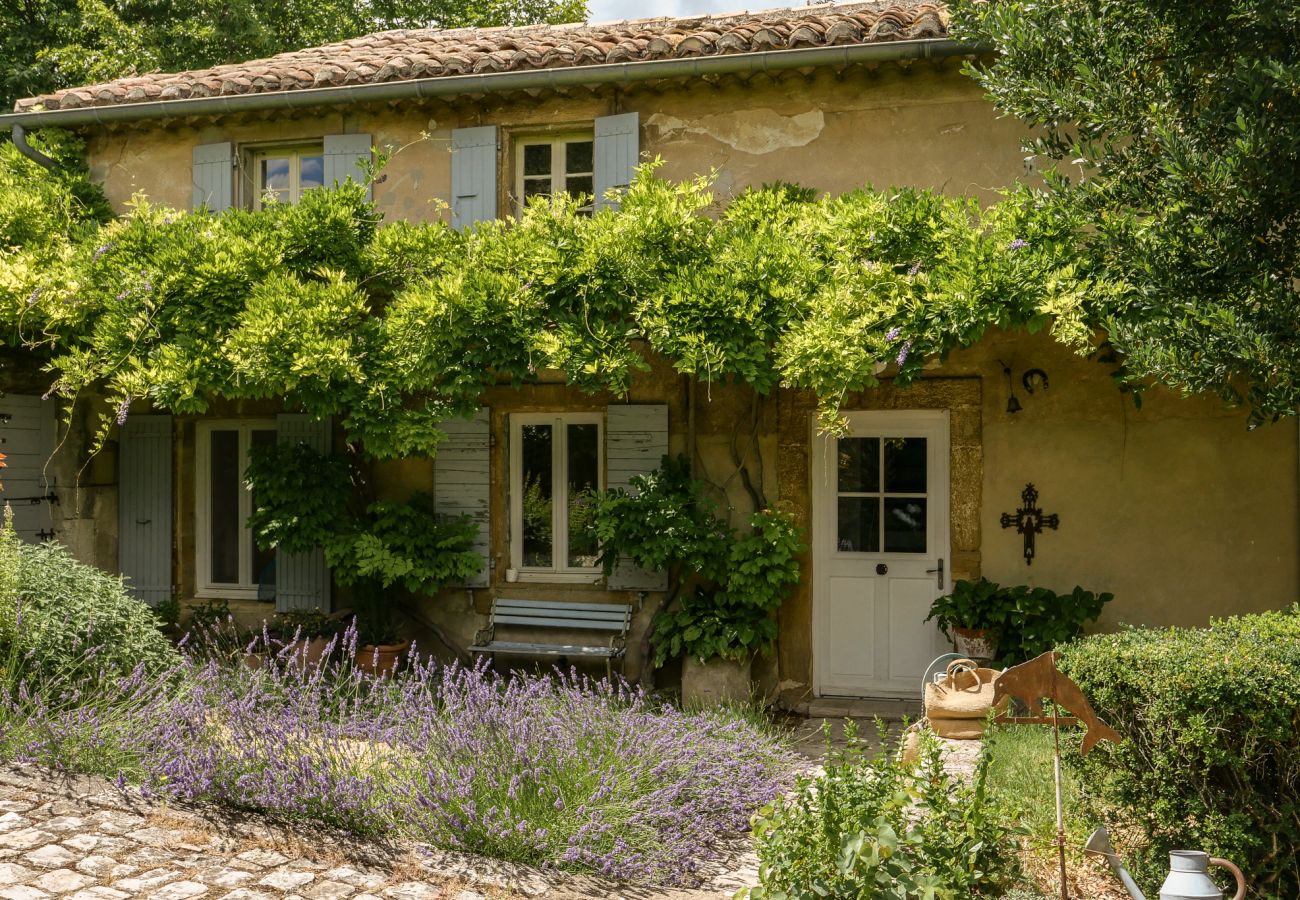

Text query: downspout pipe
(11, 123), (57, 170)
(0, 38), (981, 137)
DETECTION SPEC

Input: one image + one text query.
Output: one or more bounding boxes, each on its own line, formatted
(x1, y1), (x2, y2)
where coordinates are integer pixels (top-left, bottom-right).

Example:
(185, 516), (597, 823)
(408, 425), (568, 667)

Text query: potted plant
(925, 578), (1013, 659)
(270, 607), (341, 666)
(588, 457), (805, 702)
(350, 582), (409, 677)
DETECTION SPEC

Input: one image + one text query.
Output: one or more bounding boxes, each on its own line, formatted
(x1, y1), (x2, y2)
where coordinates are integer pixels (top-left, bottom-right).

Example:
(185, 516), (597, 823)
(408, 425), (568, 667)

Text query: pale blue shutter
(118, 415), (173, 605)
(323, 133), (373, 201)
(451, 126), (497, 228)
(192, 142), (234, 212)
(594, 112), (639, 212)
(606, 404), (669, 591)
(275, 414), (331, 612)
(434, 409), (490, 587)
(0, 394), (57, 544)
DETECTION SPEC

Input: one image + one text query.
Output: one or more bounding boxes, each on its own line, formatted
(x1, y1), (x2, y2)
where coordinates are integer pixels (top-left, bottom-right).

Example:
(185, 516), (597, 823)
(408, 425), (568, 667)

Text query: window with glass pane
(515, 135), (595, 214)
(835, 436), (928, 554)
(198, 421), (277, 596)
(512, 414), (603, 576)
(253, 146), (324, 208)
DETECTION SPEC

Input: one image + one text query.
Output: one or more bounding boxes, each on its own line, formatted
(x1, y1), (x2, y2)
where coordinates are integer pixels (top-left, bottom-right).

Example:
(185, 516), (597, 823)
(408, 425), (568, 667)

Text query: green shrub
(2, 529), (180, 685)
(1059, 609), (1300, 899)
(742, 721), (1019, 899)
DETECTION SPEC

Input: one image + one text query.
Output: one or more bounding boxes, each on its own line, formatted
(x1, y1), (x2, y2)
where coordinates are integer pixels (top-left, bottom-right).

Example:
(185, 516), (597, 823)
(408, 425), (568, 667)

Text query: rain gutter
(1, 37), (978, 167)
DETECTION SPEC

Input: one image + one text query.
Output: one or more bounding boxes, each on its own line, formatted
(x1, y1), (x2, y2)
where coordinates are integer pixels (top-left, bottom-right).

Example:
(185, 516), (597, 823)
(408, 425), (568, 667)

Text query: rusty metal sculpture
(993, 651), (1122, 900)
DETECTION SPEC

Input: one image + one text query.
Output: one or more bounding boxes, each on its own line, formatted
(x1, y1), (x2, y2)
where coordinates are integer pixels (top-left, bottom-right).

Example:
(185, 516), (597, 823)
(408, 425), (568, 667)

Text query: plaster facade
(43, 59), (1297, 699)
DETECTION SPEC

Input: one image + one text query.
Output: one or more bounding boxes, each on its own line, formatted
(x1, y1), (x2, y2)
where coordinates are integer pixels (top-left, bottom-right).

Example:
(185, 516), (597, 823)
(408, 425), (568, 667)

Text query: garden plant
(0, 516), (795, 886)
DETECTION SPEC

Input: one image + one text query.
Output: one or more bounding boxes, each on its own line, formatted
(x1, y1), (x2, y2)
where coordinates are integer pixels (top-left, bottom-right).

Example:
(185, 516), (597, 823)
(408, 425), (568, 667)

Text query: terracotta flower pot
(284, 636), (332, 667)
(354, 640), (410, 677)
(951, 627), (998, 661)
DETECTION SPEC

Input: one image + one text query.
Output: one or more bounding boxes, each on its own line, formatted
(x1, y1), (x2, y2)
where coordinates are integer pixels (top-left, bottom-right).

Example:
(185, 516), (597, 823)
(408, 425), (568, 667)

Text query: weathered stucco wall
(68, 61), (1299, 697)
(84, 62), (1024, 219)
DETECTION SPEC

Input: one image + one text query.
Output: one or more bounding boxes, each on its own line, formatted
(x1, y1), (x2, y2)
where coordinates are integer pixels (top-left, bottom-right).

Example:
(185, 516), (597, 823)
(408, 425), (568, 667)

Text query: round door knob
(875, 563), (888, 575)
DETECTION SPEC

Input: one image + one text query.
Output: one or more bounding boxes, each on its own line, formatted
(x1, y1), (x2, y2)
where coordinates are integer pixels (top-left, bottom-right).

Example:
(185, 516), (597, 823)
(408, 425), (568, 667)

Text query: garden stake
(991, 652), (1124, 900)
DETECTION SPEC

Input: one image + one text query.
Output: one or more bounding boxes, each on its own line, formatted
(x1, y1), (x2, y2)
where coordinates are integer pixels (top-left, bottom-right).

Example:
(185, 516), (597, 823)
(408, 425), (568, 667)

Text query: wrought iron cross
(1000, 483), (1059, 565)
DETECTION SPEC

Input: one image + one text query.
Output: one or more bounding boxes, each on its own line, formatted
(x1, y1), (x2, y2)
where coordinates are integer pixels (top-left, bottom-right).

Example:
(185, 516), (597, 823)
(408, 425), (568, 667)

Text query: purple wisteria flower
(92, 243), (114, 262)
(897, 338), (915, 367)
(26, 287), (41, 306)
(885, 326), (902, 344)
(115, 395), (131, 426)
(1008, 238), (1028, 251)
(908, 261), (923, 276)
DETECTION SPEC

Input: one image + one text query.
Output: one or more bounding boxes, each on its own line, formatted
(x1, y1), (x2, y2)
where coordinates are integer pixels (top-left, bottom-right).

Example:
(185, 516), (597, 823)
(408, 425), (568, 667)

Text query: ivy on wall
(2, 139), (1119, 460)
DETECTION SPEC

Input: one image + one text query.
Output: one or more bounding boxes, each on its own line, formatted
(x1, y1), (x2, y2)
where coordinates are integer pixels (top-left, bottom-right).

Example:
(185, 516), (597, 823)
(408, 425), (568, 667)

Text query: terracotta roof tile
(14, 0), (949, 113)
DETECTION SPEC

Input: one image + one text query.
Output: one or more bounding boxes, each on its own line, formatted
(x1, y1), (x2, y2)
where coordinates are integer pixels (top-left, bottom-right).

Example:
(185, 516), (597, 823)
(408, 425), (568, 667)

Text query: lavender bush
(0, 621), (794, 885)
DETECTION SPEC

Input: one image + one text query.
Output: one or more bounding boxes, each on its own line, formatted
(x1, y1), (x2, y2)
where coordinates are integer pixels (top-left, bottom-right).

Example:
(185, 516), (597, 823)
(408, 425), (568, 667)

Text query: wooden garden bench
(470, 597), (633, 677)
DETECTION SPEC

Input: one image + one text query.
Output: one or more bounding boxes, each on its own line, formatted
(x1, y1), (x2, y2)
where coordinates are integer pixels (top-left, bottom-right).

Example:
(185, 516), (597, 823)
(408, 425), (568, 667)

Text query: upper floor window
(253, 145), (324, 208)
(510, 413), (603, 580)
(515, 135), (594, 214)
(196, 420), (276, 598)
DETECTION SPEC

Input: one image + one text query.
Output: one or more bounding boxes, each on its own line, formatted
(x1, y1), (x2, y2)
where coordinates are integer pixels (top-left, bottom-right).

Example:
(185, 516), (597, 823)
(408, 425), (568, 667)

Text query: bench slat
(493, 614), (625, 630)
(470, 641), (623, 657)
(494, 603), (628, 620)
(495, 608), (628, 624)
(495, 598), (632, 614)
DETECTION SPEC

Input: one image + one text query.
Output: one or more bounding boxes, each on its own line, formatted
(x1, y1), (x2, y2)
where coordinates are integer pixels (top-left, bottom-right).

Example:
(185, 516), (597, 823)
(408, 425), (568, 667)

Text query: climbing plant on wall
(1, 145), (1122, 459)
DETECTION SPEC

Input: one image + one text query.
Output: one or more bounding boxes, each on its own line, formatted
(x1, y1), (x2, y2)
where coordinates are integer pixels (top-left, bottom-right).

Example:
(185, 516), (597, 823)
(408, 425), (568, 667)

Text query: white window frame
(509, 412), (604, 583)
(195, 419), (276, 599)
(250, 144), (324, 209)
(513, 132), (595, 216)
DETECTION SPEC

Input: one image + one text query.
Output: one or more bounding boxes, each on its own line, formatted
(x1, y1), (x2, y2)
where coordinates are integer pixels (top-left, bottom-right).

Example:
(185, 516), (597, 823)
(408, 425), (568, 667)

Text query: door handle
(925, 558), (944, 589)
(875, 563), (888, 576)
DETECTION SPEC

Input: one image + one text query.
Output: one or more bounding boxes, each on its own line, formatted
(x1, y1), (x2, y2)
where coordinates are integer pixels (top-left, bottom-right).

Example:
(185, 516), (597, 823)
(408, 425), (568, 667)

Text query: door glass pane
(566, 423), (599, 568)
(520, 424), (553, 567)
(299, 154), (324, 191)
(837, 497), (879, 553)
(249, 430), (277, 591)
(209, 430), (241, 584)
(523, 143), (552, 176)
(565, 140), (593, 174)
(884, 498), (927, 553)
(884, 437), (927, 493)
(837, 438), (879, 493)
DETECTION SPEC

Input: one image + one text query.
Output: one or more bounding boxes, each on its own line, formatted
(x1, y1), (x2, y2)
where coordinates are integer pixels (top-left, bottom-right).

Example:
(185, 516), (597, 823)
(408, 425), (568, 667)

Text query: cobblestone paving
(0, 768), (748, 900)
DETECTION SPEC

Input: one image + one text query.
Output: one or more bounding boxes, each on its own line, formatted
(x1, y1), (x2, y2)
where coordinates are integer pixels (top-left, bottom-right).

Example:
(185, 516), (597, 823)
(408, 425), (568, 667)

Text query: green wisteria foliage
(3, 142), (1116, 459)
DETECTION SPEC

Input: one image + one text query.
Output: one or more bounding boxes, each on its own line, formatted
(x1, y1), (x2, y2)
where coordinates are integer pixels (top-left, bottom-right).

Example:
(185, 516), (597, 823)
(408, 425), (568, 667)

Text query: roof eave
(1, 37), (981, 131)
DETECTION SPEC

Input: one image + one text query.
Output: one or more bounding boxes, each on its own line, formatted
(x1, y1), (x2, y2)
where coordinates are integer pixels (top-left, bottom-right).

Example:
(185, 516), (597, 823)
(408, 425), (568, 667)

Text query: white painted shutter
(594, 112), (639, 212)
(192, 141), (234, 212)
(606, 403), (669, 591)
(275, 414), (331, 612)
(434, 408), (490, 587)
(451, 126), (497, 228)
(1, 395), (57, 545)
(118, 415), (172, 605)
(323, 133), (373, 200)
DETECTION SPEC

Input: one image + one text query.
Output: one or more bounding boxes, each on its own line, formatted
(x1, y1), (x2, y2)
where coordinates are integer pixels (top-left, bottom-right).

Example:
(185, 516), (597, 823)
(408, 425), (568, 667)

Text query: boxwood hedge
(1059, 607), (1300, 899)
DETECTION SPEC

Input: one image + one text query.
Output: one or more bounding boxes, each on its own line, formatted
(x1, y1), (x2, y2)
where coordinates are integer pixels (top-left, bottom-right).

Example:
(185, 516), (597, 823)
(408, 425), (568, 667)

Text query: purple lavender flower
(896, 338), (914, 367)
(1009, 238), (1028, 251)
(115, 395), (131, 426)
(885, 326), (902, 344)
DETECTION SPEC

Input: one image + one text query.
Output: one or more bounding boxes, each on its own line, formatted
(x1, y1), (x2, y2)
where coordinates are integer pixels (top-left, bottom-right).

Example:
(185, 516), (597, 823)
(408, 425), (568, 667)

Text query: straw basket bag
(924, 658), (1007, 740)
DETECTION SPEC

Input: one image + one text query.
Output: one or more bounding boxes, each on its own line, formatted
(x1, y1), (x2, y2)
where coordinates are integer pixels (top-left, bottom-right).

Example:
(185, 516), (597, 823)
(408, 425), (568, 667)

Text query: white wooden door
(813, 410), (950, 697)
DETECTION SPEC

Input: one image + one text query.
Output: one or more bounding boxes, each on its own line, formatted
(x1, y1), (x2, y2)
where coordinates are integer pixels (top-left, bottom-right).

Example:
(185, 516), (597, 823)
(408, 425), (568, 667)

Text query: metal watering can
(1085, 828), (1246, 900)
